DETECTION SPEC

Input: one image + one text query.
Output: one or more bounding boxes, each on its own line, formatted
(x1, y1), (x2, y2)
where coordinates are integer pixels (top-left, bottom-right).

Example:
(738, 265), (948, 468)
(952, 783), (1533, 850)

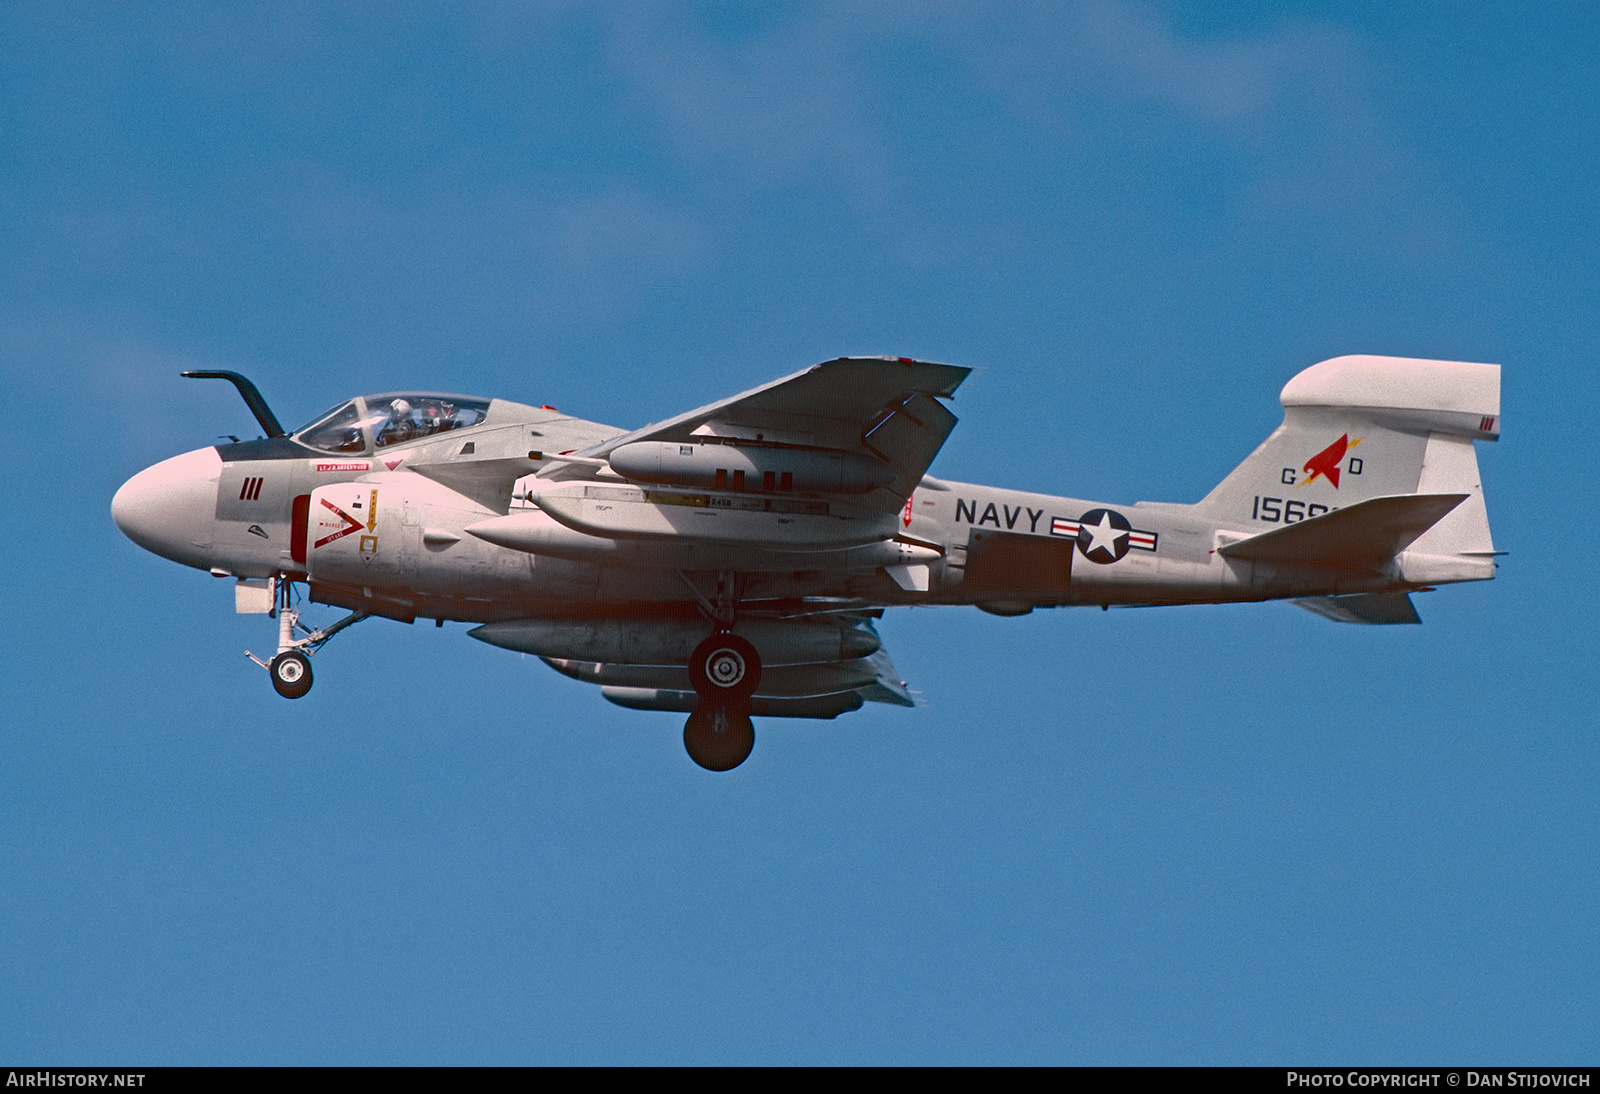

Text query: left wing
(531, 619), (919, 718)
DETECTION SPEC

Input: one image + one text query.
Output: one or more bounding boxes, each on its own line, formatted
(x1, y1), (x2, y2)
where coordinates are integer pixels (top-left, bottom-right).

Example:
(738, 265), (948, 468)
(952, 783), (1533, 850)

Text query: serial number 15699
(1251, 496), (1337, 524)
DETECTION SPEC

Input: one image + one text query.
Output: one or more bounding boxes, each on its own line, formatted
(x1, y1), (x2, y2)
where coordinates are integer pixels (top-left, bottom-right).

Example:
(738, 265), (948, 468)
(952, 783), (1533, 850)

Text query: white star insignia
(1081, 512), (1129, 558)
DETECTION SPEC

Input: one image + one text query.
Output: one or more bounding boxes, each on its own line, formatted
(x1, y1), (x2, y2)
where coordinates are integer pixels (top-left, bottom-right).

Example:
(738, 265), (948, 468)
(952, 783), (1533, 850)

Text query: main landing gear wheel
(688, 632), (762, 700)
(269, 650), (313, 699)
(683, 702), (755, 771)
(683, 632), (762, 770)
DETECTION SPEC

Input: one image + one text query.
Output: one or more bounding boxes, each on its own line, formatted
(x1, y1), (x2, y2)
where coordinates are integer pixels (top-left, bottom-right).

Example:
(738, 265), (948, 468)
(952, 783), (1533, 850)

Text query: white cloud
(529, 188), (709, 316)
(602, 4), (897, 205)
(0, 313), (262, 459)
(592, 1), (1462, 261)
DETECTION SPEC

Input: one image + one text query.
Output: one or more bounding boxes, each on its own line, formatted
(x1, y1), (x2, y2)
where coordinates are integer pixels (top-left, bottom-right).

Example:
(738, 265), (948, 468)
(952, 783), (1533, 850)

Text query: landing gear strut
(674, 571), (765, 771)
(245, 576), (367, 699)
(683, 630), (762, 771)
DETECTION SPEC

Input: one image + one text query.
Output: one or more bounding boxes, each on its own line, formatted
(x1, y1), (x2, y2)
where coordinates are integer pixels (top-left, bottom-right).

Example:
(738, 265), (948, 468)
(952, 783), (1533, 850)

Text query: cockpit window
(296, 401), (368, 453)
(369, 394), (490, 448)
(294, 393), (492, 453)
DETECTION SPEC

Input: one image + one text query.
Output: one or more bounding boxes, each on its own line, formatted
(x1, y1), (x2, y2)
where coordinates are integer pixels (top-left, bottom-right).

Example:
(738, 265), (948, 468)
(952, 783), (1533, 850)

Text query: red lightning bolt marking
(1301, 434), (1361, 489)
(313, 498), (364, 548)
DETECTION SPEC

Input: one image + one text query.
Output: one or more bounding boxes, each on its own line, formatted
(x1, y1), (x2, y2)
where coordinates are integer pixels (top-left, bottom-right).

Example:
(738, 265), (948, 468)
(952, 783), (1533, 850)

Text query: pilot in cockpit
(379, 398), (413, 446)
(298, 393), (489, 452)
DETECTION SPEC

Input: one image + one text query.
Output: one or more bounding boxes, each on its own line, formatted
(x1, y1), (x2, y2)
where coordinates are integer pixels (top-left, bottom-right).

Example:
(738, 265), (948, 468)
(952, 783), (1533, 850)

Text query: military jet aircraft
(113, 354), (1500, 770)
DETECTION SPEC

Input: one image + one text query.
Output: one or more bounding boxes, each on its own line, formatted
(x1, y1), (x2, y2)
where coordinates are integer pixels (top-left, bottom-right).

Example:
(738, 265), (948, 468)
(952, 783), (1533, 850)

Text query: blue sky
(2, 1), (1596, 1064)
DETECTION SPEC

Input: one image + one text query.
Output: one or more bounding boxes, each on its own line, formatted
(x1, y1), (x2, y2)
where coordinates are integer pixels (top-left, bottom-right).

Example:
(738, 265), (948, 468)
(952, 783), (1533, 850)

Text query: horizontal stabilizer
(1218, 493), (1467, 570)
(1293, 592), (1421, 625)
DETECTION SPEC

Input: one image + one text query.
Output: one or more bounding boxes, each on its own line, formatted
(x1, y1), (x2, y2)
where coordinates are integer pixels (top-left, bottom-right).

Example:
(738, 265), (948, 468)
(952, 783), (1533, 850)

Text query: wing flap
(853, 647), (917, 707)
(862, 391), (960, 494)
(1218, 493), (1467, 570)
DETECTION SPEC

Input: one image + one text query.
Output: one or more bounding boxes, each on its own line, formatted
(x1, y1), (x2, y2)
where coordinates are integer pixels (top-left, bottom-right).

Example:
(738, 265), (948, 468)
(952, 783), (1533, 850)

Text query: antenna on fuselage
(182, 370), (287, 439)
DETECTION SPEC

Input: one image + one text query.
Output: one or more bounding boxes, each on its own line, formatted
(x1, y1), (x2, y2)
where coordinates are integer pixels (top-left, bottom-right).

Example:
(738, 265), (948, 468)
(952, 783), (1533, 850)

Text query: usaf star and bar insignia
(1050, 508), (1158, 564)
(956, 498), (1158, 564)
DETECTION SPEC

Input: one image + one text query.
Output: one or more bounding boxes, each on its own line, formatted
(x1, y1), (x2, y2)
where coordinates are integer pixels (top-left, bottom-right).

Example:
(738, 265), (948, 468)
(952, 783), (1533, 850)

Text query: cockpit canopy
(295, 393), (491, 453)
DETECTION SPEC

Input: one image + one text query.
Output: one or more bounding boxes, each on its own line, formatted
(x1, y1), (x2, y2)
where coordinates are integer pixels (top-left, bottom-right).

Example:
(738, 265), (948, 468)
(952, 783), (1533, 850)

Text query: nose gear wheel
(268, 650), (313, 699)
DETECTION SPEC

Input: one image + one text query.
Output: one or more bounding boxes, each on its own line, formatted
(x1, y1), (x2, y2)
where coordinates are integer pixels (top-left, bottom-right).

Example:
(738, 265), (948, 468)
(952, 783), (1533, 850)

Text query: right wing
(515, 356), (972, 549)
(579, 355), (972, 507)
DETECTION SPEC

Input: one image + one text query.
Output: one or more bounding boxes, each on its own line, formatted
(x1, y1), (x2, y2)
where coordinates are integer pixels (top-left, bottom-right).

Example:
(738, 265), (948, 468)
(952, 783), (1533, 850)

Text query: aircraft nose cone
(112, 446), (222, 571)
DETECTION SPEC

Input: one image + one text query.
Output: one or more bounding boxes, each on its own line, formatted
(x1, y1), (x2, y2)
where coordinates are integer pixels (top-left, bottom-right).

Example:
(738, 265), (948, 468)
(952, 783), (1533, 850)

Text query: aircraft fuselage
(111, 355), (1500, 769)
(114, 411), (1465, 626)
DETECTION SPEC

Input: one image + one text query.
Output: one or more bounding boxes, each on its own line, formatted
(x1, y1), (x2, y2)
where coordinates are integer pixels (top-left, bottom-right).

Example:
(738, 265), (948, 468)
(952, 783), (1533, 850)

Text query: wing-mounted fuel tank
(468, 615), (882, 666)
(465, 509), (941, 574)
(608, 440), (895, 495)
(541, 657), (881, 696)
(600, 688), (865, 720)
(528, 483), (897, 549)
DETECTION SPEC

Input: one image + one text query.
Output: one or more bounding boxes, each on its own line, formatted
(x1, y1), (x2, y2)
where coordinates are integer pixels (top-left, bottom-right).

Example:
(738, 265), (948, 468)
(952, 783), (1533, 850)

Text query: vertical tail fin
(1199, 355), (1499, 582)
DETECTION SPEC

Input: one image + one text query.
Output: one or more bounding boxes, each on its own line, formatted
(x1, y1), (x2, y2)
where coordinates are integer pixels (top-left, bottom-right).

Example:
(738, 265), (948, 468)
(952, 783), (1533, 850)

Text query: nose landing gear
(244, 576), (368, 699)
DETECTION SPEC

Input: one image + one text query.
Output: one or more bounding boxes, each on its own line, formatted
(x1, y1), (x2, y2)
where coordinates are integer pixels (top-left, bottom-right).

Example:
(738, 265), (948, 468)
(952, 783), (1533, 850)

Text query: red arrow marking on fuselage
(1301, 433), (1360, 488)
(313, 498), (364, 548)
